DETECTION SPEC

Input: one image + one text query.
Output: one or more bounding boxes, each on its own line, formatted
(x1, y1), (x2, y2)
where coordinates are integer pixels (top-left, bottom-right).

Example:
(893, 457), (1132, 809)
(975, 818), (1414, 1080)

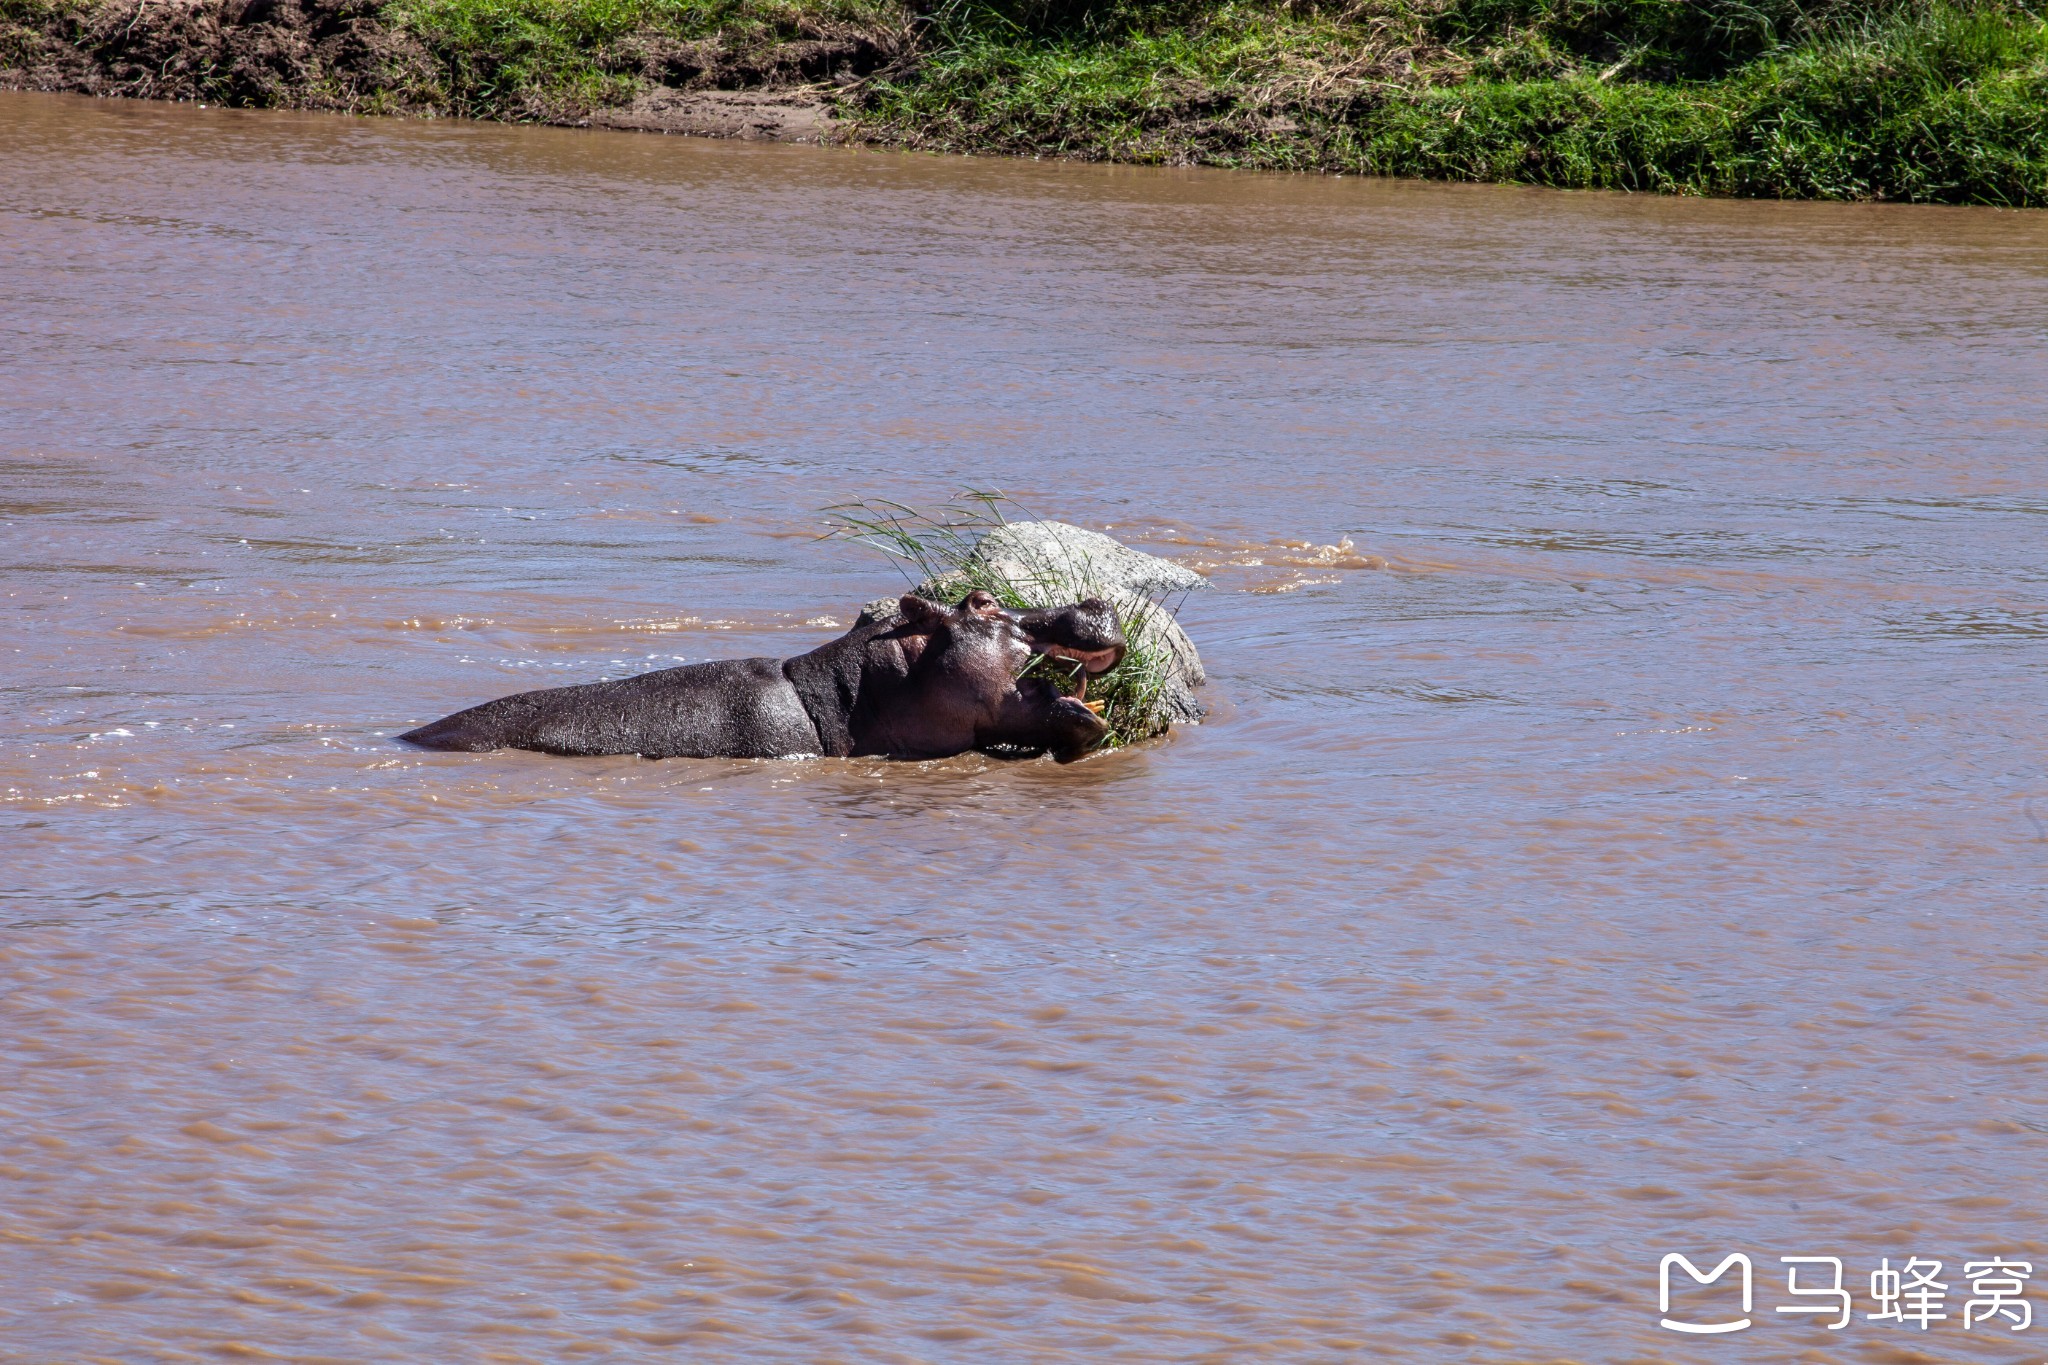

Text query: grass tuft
(823, 492), (1190, 750)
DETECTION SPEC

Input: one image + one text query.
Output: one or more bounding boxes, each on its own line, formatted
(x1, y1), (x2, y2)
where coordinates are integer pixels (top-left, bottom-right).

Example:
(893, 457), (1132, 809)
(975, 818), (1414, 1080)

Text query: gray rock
(965, 521), (1209, 601)
(860, 595), (909, 626)
(860, 521), (1207, 729)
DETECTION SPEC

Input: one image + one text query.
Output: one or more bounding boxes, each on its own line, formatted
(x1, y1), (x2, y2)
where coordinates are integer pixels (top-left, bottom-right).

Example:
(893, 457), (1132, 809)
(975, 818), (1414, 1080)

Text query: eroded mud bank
(0, 0), (866, 140)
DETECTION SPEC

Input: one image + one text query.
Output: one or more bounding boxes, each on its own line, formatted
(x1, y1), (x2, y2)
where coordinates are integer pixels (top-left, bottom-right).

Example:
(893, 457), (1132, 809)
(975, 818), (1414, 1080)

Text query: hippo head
(885, 589), (1126, 762)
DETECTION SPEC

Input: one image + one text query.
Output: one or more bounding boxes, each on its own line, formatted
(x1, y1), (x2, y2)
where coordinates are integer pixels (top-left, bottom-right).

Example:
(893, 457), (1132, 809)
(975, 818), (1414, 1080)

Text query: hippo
(399, 590), (1126, 762)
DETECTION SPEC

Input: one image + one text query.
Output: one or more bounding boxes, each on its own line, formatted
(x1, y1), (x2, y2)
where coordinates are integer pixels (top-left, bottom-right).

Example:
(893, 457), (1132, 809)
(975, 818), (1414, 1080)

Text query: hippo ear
(897, 595), (949, 631)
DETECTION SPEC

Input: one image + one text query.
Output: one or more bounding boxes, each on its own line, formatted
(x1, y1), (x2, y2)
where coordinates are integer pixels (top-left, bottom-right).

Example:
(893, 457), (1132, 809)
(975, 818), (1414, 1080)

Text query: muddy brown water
(5, 90), (2048, 1362)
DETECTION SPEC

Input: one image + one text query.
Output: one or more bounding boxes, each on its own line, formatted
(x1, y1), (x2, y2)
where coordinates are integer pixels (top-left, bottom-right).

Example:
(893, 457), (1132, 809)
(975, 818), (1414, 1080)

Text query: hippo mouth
(1015, 598), (1126, 705)
(1033, 642), (1120, 705)
(1035, 641), (1122, 675)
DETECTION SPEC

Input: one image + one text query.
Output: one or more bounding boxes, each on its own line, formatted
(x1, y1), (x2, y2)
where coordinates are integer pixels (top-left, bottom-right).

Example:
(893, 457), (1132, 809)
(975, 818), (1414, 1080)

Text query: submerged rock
(862, 520), (1208, 728)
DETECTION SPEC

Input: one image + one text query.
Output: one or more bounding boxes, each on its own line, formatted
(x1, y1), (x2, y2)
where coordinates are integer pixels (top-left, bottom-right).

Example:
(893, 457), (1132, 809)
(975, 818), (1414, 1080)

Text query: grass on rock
(824, 494), (1187, 749)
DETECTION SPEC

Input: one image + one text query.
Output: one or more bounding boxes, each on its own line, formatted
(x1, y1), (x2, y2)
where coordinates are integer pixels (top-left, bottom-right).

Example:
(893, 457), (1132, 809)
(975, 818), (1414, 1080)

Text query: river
(5, 90), (2048, 1360)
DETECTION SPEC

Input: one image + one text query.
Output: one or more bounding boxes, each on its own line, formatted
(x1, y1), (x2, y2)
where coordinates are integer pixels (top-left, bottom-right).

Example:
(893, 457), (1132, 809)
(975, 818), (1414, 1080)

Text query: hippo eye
(963, 590), (1003, 617)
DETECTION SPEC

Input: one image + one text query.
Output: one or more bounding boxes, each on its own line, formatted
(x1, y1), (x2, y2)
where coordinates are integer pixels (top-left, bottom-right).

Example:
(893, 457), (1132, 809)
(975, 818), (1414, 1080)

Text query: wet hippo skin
(399, 591), (1126, 762)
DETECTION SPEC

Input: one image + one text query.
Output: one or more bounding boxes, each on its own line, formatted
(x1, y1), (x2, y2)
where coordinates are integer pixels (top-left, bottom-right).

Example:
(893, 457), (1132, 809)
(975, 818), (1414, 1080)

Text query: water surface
(5, 91), (2048, 1361)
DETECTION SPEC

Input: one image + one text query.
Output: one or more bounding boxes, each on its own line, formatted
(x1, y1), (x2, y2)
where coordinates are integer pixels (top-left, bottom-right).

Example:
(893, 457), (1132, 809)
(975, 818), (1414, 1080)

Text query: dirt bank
(587, 87), (836, 142)
(0, 0), (852, 140)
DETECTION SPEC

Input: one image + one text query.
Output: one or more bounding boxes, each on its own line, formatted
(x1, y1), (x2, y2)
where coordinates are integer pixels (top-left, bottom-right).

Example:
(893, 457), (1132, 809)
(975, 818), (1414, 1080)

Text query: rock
(965, 521), (1208, 600)
(860, 521), (1207, 728)
(860, 595), (909, 625)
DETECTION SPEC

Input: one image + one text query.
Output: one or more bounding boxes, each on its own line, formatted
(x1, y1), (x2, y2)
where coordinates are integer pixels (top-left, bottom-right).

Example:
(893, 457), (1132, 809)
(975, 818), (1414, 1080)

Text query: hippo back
(401, 658), (821, 759)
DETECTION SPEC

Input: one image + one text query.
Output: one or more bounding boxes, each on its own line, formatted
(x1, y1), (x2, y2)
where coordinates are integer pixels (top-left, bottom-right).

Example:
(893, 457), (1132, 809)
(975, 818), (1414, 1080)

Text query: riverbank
(4, 0), (2044, 202)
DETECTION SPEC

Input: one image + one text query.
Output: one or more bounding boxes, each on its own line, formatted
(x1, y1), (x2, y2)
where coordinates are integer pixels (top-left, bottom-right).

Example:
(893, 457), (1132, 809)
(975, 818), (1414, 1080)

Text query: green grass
(380, 0), (904, 118)
(854, 0), (2048, 202)
(1358, 16), (2048, 200)
(6, 0), (2043, 200)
